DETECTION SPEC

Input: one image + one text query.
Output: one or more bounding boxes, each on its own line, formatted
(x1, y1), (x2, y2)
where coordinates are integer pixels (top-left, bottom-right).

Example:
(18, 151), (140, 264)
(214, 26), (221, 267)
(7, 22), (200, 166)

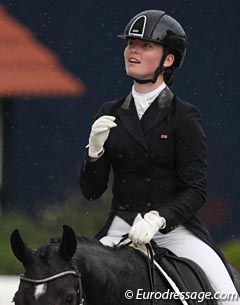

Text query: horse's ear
(59, 225), (77, 261)
(10, 229), (33, 267)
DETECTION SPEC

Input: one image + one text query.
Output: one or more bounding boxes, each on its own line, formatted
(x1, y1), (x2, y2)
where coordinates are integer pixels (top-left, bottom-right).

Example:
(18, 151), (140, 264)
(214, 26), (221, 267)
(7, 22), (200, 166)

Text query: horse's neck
(74, 242), (136, 305)
(73, 241), (179, 305)
(76, 243), (122, 283)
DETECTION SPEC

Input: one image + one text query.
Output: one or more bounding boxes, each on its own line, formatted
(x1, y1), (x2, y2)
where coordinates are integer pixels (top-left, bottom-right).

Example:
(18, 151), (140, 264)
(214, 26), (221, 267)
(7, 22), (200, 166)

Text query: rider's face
(124, 38), (164, 80)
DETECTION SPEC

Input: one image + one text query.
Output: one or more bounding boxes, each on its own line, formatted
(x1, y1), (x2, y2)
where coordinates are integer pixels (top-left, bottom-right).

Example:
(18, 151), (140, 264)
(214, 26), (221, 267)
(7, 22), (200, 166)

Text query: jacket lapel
(140, 86), (174, 134)
(115, 87), (174, 150)
(116, 93), (148, 151)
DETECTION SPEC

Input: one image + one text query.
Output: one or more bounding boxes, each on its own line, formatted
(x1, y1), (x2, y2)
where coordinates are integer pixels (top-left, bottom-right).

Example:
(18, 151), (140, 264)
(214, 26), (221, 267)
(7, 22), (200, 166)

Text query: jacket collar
(140, 86), (174, 134)
(120, 86), (173, 110)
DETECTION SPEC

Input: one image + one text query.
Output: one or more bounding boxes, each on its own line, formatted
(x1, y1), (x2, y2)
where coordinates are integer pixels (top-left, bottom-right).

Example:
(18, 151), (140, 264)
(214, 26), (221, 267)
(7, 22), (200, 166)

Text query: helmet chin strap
(132, 48), (170, 84)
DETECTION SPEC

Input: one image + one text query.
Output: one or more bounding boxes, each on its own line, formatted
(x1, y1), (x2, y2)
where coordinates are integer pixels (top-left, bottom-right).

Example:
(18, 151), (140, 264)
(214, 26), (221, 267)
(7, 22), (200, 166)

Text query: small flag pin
(160, 134), (168, 139)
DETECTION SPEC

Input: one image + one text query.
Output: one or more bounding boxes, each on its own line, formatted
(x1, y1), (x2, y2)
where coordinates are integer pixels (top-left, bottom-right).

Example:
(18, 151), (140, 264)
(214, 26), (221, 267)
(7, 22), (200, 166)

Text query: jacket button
(147, 202), (152, 207)
(144, 177), (151, 183)
(117, 154), (123, 159)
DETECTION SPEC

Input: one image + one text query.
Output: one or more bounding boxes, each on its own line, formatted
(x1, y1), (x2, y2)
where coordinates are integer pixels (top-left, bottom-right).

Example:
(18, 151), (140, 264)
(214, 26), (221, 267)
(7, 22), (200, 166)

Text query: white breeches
(100, 215), (240, 305)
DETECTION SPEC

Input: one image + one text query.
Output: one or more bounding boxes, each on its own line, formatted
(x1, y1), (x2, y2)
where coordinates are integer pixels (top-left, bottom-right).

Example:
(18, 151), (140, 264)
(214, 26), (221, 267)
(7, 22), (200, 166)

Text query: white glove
(128, 211), (166, 245)
(87, 115), (117, 158)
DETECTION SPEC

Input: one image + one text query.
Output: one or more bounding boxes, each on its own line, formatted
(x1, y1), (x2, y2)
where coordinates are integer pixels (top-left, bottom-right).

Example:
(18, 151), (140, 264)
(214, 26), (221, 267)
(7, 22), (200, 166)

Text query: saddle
(139, 245), (218, 305)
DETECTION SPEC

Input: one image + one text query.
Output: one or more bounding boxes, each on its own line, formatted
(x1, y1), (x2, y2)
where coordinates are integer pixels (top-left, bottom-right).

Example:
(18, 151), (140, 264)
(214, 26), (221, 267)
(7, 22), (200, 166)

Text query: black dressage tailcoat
(79, 86), (232, 276)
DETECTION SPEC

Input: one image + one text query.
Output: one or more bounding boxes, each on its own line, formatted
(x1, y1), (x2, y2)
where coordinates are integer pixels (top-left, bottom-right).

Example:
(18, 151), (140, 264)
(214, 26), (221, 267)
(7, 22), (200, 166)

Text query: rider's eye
(143, 42), (152, 48)
(127, 39), (135, 46)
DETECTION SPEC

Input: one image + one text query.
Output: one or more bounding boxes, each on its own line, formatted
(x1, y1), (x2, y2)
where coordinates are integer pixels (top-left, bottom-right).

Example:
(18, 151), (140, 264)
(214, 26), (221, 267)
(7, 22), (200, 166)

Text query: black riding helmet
(118, 10), (187, 84)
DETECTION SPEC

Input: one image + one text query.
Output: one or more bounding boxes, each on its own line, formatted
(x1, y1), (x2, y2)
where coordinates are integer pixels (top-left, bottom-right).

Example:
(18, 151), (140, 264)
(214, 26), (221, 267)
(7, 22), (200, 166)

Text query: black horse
(10, 225), (238, 305)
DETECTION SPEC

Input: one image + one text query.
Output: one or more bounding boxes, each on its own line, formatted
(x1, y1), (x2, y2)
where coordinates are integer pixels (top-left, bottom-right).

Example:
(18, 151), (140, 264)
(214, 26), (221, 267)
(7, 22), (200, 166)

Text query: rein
(20, 267), (84, 305)
(117, 234), (156, 305)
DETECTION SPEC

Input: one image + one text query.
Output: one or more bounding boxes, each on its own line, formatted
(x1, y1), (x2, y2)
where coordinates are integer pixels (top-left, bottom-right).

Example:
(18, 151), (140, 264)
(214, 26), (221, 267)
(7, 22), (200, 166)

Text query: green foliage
(0, 213), (54, 274)
(221, 239), (240, 269)
(0, 187), (239, 274)
(0, 189), (111, 275)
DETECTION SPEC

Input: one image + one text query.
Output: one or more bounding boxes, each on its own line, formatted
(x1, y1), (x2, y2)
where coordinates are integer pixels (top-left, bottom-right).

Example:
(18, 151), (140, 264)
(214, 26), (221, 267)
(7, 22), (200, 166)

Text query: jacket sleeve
(79, 103), (111, 200)
(157, 103), (207, 233)
(79, 153), (111, 200)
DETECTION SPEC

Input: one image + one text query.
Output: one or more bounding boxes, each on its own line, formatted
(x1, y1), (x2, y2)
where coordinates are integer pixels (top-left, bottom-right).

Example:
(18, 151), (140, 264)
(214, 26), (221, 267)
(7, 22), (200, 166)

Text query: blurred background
(0, 0), (239, 283)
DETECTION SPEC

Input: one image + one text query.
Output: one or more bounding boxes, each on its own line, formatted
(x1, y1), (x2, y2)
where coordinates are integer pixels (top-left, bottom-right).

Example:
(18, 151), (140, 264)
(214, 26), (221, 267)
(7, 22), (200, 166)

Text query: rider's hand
(87, 115), (117, 158)
(129, 211), (166, 245)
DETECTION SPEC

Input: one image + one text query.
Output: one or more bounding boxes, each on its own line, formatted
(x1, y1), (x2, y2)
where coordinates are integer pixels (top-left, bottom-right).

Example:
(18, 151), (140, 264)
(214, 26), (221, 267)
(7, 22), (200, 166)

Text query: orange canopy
(0, 6), (85, 98)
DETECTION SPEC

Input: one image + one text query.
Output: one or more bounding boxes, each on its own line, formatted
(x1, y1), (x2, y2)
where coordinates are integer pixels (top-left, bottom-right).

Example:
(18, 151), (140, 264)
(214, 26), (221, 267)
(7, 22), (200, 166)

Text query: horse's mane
(49, 235), (144, 270)
(49, 235), (128, 252)
(49, 235), (101, 246)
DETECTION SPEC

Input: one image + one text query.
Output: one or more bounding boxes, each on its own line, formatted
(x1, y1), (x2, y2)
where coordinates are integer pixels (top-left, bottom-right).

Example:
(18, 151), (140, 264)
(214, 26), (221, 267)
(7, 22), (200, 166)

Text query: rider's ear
(58, 225), (77, 261)
(10, 229), (33, 267)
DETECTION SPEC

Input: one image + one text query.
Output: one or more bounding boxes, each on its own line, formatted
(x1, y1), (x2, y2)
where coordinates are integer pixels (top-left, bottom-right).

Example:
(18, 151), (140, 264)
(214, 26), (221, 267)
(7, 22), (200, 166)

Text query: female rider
(79, 10), (239, 304)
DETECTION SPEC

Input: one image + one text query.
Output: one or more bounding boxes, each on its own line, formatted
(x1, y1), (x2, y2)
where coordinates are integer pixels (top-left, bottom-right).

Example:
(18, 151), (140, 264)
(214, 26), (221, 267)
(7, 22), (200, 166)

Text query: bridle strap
(20, 271), (79, 284)
(20, 270), (84, 305)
